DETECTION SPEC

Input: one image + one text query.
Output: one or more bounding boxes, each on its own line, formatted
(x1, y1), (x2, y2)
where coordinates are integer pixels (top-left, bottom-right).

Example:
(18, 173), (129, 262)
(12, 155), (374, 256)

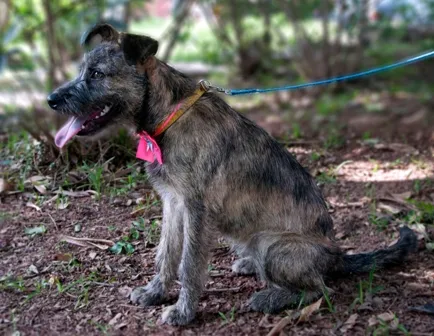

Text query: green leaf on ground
(25, 225), (46, 237)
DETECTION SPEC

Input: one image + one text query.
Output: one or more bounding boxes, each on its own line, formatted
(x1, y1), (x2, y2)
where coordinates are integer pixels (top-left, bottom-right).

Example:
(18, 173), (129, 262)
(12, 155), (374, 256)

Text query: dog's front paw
(161, 304), (195, 326)
(130, 285), (165, 307)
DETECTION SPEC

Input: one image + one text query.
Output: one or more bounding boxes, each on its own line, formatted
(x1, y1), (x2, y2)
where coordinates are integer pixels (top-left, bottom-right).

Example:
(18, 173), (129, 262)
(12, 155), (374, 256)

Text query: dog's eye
(90, 71), (105, 79)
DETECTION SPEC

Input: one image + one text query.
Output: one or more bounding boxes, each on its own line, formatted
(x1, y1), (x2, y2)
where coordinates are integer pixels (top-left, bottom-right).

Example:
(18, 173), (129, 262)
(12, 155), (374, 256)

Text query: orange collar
(136, 80), (210, 164)
(153, 80), (210, 137)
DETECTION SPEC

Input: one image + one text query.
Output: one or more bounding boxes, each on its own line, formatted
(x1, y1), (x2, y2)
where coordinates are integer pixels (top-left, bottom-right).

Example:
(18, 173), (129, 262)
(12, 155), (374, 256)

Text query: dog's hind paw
(231, 257), (257, 275)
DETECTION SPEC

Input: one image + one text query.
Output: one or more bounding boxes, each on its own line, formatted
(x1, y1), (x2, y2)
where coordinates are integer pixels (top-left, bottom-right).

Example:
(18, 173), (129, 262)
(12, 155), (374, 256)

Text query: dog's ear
(81, 23), (120, 49)
(121, 34), (159, 66)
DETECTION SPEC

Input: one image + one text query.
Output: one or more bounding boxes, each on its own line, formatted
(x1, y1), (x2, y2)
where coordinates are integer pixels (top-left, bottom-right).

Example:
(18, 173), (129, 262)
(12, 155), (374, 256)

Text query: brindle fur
(48, 24), (418, 326)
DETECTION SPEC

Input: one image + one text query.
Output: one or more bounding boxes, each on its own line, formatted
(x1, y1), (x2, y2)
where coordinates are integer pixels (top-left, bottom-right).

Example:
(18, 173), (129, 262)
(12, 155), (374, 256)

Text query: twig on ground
(278, 140), (318, 146)
(266, 316), (293, 336)
(204, 286), (242, 294)
(47, 212), (59, 230)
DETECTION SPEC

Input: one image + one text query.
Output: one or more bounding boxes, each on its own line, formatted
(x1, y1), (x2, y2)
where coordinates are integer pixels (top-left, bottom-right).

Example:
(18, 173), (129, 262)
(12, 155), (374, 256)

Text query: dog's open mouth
(55, 104), (116, 148)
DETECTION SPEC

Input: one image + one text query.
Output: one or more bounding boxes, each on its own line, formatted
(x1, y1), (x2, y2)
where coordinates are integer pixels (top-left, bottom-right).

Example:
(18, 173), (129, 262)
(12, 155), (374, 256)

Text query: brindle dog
(47, 24), (417, 326)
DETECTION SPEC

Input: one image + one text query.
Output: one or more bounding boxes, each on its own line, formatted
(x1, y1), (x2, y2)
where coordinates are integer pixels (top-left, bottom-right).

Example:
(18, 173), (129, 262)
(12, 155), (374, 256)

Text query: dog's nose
(47, 92), (61, 110)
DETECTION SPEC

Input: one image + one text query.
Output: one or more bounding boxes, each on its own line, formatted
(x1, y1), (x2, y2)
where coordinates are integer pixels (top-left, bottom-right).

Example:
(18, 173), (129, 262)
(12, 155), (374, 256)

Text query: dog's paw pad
(161, 304), (194, 326)
(130, 286), (164, 307)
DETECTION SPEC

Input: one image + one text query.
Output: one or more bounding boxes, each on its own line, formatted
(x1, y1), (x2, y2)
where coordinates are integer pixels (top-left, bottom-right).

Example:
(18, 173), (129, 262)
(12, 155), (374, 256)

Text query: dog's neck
(135, 58), (196, 135)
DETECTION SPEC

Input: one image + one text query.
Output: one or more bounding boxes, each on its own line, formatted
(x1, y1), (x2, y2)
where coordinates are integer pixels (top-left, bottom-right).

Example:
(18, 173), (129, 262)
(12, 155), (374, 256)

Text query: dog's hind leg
(130, 193), (184, 307)
(247, 232), (339, 313)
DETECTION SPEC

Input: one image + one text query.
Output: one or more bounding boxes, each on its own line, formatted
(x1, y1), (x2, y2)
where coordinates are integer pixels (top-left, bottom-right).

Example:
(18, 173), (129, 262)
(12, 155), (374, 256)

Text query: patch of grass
(146, 219), (160, 245)
(218, 306), (236, 324)
(291, 123), (302, 139)
(90, 320), (111, 335)
(350, 265), (383, 311)
(405, 200), (434, 224)
(322, 287), (335, 313)
(324, 130), (345, 149)
(371, 314), (410, 336)
(310, 151), (321, 162)
(411, 157), (429, 170)
(54, 272), (101, 310)
(316, 171), (337, 185)
(24, 279), (49, 303)
(55, 193), (69, 210)
(369, 159), (380, 173)
(362, 131), (372, 140)
(0, 274), (25, 292)
(81, 162), (104, 199)
(316, 161), (352, 185)
(388, 158), (402, 168)
(368, 214), (389, 231)
(110, 217), (160, 255)
(129, 193), (161, 214)
(109, 162), (149, 197)
(315, 93), (354, 116)
(1, 131), (34, 192)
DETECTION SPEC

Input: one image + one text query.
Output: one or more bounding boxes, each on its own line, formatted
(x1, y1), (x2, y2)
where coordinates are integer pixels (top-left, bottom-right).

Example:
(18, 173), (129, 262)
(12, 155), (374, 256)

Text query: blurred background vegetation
(1, 0), (434, 191)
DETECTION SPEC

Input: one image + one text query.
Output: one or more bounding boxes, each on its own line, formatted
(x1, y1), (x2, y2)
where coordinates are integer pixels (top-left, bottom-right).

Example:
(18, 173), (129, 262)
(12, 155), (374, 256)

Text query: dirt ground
(1, 92), (434, 336)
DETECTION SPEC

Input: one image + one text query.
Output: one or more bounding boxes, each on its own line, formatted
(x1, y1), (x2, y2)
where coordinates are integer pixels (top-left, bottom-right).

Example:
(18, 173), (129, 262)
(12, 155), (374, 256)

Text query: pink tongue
(55, 116), (88, 148)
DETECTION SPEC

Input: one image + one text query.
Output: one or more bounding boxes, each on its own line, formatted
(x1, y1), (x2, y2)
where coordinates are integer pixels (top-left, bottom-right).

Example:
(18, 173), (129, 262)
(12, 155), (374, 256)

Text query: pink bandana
(136, 131), (163, 164)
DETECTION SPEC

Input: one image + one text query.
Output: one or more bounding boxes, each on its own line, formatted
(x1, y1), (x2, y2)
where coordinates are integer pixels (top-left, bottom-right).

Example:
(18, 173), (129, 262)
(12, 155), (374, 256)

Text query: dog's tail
(333, 226), (418, 276)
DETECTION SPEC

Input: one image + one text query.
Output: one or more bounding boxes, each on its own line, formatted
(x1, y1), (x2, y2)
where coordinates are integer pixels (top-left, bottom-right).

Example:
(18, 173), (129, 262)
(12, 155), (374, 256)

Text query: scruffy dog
(47, 24), (417, 326)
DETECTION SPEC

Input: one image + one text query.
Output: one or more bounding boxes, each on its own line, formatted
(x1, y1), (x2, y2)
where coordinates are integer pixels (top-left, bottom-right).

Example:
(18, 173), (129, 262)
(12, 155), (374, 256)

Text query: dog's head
(47, 24), (158, 148)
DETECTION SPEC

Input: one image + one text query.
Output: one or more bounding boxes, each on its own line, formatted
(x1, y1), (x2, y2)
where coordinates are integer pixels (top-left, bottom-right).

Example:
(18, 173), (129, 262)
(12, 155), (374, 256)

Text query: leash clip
(203, 80), (231, 95)
(198, 79), (211, 92)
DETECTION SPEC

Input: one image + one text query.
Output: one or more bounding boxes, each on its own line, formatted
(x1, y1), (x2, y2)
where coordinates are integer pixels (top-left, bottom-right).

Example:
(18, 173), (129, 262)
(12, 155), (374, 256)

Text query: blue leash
(207, 50), (434, 96)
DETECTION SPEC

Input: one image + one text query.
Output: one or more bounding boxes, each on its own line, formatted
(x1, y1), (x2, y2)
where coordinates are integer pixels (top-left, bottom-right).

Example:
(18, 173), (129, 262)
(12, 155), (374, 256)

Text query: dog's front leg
(162, 198), (210, 326)
(131, 194), (183, 306)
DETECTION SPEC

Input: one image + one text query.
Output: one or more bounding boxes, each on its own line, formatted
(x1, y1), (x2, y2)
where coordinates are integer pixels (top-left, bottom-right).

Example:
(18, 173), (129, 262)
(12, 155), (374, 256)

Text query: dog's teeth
(81, 125), (85, 130)
(95, 116), (100, 119)
(103, 105), (110, 113)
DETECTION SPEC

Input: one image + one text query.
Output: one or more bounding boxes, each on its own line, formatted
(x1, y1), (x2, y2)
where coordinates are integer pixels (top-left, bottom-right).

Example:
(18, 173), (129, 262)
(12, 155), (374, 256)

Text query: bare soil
(1, 94), (433, 336)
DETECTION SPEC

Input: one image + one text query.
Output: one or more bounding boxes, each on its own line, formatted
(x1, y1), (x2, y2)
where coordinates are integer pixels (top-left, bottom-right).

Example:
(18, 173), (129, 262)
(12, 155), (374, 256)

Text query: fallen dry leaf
(298, 298), (322, 323)
(118, 286), (133, 298)
(377, 202), (402, 215)
(368, 316), (377, 327)
(57, 201), (69, 210)
(411, 223), (428, 241)
(391, 191), (412, 202)
(109, 313), (122, 326)
(54, 253), (73, 262)
(376, 312), (395, 322)
(54, 190), (96, 198)
(25, 175), (50, 183)
(0, 178), (14, 194)
(60, 235), (115, 250)
(340, 314), (358, 333)
(266, 316), (292, 336)
(48, 275), (59, 286)
(33, 184), (47, 195)
(28, 264), (39, 275)
(26, 202), (41, 211)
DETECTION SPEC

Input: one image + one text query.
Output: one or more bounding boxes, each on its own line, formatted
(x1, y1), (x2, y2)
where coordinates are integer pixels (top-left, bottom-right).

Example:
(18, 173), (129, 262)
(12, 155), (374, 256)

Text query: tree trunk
(161, 0), (194, 62)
